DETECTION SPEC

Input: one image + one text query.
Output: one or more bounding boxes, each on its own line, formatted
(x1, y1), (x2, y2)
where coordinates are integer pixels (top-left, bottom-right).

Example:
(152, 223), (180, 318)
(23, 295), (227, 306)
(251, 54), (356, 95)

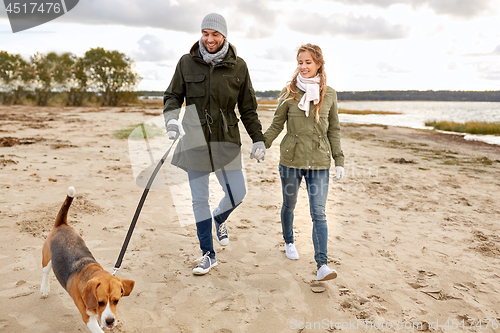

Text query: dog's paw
(40, 283), (50, 298)
(40, 289), (49, 298)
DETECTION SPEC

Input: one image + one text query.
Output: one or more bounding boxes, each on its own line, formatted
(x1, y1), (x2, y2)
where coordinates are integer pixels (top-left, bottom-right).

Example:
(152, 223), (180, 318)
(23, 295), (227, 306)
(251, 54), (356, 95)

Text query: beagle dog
(41, 187), (135, 333)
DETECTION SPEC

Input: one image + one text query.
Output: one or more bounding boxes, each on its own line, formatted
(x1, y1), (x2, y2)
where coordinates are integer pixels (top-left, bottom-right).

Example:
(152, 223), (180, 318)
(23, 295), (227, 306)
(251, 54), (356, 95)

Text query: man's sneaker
(193, 252), (217, 275)
(285, 243), (299, 260)
(316, 264), (337, 281)
(213, 210), (229, 246)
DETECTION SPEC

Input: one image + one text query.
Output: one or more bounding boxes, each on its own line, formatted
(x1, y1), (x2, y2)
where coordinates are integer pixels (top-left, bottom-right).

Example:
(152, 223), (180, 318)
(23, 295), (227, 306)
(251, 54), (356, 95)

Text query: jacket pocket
(316, 136), (332, 164)
(181, 113), (208, 148)
(185, 74), (206, 97)
(219, 109), (241, 145)
(280, 133), (297, 162)
(222, 75), (241, 91)
(226, 119), (241, 146)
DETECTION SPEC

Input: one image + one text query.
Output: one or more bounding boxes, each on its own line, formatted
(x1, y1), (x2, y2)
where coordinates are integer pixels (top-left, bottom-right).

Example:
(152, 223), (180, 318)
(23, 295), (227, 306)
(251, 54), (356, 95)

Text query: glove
(249, 141), (266, 162)
(166, 119), (185, 140)
(333, 166), (344, 182)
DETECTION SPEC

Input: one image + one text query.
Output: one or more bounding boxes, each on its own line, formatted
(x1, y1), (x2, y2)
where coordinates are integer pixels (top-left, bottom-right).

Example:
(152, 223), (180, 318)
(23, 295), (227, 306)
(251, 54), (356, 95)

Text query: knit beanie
(201, 13), (227, 37)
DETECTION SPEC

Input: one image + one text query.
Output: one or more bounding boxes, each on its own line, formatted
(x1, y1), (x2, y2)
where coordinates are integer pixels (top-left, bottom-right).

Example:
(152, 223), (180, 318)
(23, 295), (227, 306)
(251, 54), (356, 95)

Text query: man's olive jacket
(163, 42), (264, 171)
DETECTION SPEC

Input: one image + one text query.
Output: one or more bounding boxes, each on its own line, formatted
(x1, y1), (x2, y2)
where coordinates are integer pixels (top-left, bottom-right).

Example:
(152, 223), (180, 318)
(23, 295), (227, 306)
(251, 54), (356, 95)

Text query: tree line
(336, 90), (500, 102)
(255, 90), (500, 102)
(0, 48), (140, 106)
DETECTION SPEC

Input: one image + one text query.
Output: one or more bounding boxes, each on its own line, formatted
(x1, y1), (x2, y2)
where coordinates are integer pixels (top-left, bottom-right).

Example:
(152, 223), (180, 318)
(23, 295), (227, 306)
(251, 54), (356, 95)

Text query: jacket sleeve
(237, 63), (265, 143)
(163, 57), (185, 126)
(327, 89), (345, 167)
(263, 88), (288, 149)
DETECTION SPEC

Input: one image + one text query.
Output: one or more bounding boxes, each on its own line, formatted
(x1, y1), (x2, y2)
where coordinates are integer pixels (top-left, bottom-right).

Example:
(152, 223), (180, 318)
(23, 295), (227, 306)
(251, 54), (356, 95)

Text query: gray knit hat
(201, 13), (227, 37)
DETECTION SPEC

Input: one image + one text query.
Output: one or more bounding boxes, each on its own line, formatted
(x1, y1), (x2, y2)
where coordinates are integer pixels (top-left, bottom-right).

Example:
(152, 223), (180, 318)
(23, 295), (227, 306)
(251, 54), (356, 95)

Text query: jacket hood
(190, 41), (237, 67)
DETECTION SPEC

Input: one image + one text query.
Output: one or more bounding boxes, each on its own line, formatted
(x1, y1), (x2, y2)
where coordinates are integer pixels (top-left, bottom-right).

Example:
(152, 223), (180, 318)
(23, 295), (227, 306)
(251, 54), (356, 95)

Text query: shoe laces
(197, 252), (211, 266)
(218, 222), (228, 237)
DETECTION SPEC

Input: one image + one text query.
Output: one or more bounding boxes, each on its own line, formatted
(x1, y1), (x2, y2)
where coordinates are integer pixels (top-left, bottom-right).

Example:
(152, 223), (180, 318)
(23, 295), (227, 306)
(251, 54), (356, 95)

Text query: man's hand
(166, 119), (185, 140)
(249, 141), (266, 162)
(333, 166), (344, 182)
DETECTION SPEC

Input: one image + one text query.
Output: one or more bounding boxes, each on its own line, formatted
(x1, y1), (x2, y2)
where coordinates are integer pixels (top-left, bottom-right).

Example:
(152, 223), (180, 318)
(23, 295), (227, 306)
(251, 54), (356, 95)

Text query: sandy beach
(0, 103), (499, 333)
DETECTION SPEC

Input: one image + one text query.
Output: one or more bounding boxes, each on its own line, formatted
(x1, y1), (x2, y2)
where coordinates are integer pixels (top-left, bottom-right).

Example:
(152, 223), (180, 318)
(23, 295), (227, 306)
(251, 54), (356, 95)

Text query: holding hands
(249, 141), (266, 163)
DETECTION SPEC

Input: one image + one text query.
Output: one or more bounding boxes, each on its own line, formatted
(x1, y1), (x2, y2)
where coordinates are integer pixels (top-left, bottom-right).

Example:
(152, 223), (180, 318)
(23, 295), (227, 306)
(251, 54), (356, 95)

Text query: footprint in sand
(310, 281), (326, 293)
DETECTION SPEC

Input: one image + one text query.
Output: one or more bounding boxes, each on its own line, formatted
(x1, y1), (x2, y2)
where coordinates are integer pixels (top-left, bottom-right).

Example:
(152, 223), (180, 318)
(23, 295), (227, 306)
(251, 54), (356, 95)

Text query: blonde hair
(280, 43), (327, 122)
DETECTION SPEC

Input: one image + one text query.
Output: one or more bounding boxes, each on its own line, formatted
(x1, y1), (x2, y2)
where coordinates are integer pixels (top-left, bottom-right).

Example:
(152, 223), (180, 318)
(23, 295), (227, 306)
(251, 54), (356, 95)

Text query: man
(163, 13), (266, 275)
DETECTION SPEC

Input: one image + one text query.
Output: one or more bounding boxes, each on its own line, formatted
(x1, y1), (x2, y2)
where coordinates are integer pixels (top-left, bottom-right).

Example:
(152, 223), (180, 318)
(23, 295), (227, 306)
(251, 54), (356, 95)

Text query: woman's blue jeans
(279, 164), (329, 268)
(187, 168), (246, 259)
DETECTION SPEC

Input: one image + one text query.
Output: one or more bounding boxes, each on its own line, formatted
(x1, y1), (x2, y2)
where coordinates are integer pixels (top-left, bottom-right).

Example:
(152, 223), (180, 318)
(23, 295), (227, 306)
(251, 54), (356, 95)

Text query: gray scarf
(198, 38), (229, 66)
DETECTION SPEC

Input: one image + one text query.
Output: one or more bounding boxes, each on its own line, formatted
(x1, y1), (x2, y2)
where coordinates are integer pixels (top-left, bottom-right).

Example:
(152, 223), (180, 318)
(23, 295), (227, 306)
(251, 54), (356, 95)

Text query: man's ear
(120, 278), (135, 297)
(83, 279), (100, 309)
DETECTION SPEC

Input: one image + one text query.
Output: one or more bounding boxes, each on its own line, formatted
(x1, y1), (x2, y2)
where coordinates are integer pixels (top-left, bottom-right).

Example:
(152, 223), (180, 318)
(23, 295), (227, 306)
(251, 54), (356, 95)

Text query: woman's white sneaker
(316, 264), (337, 281)
(285, 243), (299, 260)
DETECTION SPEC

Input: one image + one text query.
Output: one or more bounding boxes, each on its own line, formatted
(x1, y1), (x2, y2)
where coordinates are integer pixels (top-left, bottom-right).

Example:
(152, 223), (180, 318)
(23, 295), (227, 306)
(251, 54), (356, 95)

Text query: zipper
(204, 65), (214, 134)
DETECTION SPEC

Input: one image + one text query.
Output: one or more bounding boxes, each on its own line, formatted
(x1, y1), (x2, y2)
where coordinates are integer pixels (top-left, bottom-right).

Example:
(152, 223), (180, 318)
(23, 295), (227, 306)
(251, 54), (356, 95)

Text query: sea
(336, 101), (500, 146)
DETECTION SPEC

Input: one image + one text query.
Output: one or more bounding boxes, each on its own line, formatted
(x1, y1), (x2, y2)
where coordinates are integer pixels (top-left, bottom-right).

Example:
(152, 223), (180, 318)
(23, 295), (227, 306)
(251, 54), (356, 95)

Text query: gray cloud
(141, 69), (167, 81)
(328, 0), (493, 19)
(131, 34), (176, 62)
(287, 12), (409, 40)
(59, 0), (201, 32)
(421, 0), (493, 19)
(226, 0), (278, 39)
(58, 0), (279, 38)
(257, 45), (297, 62)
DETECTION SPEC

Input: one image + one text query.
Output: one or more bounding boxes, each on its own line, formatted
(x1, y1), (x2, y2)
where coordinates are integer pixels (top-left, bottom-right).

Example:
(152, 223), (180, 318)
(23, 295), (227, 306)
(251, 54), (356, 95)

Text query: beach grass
(113, 123), (164, 139)
(425, 120), (500, 136)
(257, 99), (279, 105)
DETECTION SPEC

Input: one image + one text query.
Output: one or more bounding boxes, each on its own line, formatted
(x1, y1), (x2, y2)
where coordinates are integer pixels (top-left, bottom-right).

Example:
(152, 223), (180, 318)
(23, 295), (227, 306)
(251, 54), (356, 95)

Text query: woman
(263, 44), (345, 281)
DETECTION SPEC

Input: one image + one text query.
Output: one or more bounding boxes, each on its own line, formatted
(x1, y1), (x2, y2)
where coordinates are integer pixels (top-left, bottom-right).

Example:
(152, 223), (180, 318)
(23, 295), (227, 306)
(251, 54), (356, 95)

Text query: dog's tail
(54, 186), (76, 228)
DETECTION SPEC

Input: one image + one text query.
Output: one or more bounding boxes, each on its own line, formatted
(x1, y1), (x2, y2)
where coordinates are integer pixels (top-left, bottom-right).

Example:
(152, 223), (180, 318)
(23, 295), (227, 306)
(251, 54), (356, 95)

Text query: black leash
(220, 166), (236, 208)
(113, 136), (178, 275)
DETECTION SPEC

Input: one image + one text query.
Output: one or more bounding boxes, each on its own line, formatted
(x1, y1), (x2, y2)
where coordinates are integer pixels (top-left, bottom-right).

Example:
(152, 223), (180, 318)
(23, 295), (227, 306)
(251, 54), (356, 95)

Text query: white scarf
(296, 73), (320, 117)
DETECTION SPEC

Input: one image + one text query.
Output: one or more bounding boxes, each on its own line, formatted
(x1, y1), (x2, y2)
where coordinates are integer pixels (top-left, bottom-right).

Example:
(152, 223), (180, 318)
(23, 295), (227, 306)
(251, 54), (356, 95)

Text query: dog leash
(113, 135), (178, 276)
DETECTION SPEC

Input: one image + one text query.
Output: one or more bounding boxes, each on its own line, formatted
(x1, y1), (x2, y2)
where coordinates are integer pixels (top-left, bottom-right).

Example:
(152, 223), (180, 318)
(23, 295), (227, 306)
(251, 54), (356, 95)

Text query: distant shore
(254, 90), (500, 102)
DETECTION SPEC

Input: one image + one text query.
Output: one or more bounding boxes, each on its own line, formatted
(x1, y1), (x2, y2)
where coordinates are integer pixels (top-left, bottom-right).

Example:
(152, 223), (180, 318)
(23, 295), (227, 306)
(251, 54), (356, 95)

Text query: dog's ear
(120, 278), (135, 297)
(83, 279), (100, 309)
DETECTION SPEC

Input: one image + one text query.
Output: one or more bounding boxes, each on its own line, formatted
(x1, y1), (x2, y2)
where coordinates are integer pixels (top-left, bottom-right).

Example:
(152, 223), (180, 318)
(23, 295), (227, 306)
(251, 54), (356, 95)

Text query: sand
(0, 103), (499, 333)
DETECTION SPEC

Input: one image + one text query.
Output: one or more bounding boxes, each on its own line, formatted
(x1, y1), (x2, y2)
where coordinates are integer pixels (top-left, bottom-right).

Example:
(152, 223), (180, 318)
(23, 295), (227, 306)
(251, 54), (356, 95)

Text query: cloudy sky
(1, 0), (500, 92)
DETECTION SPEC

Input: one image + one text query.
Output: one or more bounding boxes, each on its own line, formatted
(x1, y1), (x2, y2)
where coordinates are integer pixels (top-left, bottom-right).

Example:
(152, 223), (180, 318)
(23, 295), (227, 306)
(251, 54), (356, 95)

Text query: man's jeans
(279, 164), (329, 268)
(187, 168), (246, 258)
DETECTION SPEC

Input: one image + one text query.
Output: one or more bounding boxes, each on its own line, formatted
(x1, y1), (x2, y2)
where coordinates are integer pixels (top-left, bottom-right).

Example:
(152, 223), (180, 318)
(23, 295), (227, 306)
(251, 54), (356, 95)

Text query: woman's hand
(333, 166), (344, 182)
(249, 141), (266, 162)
